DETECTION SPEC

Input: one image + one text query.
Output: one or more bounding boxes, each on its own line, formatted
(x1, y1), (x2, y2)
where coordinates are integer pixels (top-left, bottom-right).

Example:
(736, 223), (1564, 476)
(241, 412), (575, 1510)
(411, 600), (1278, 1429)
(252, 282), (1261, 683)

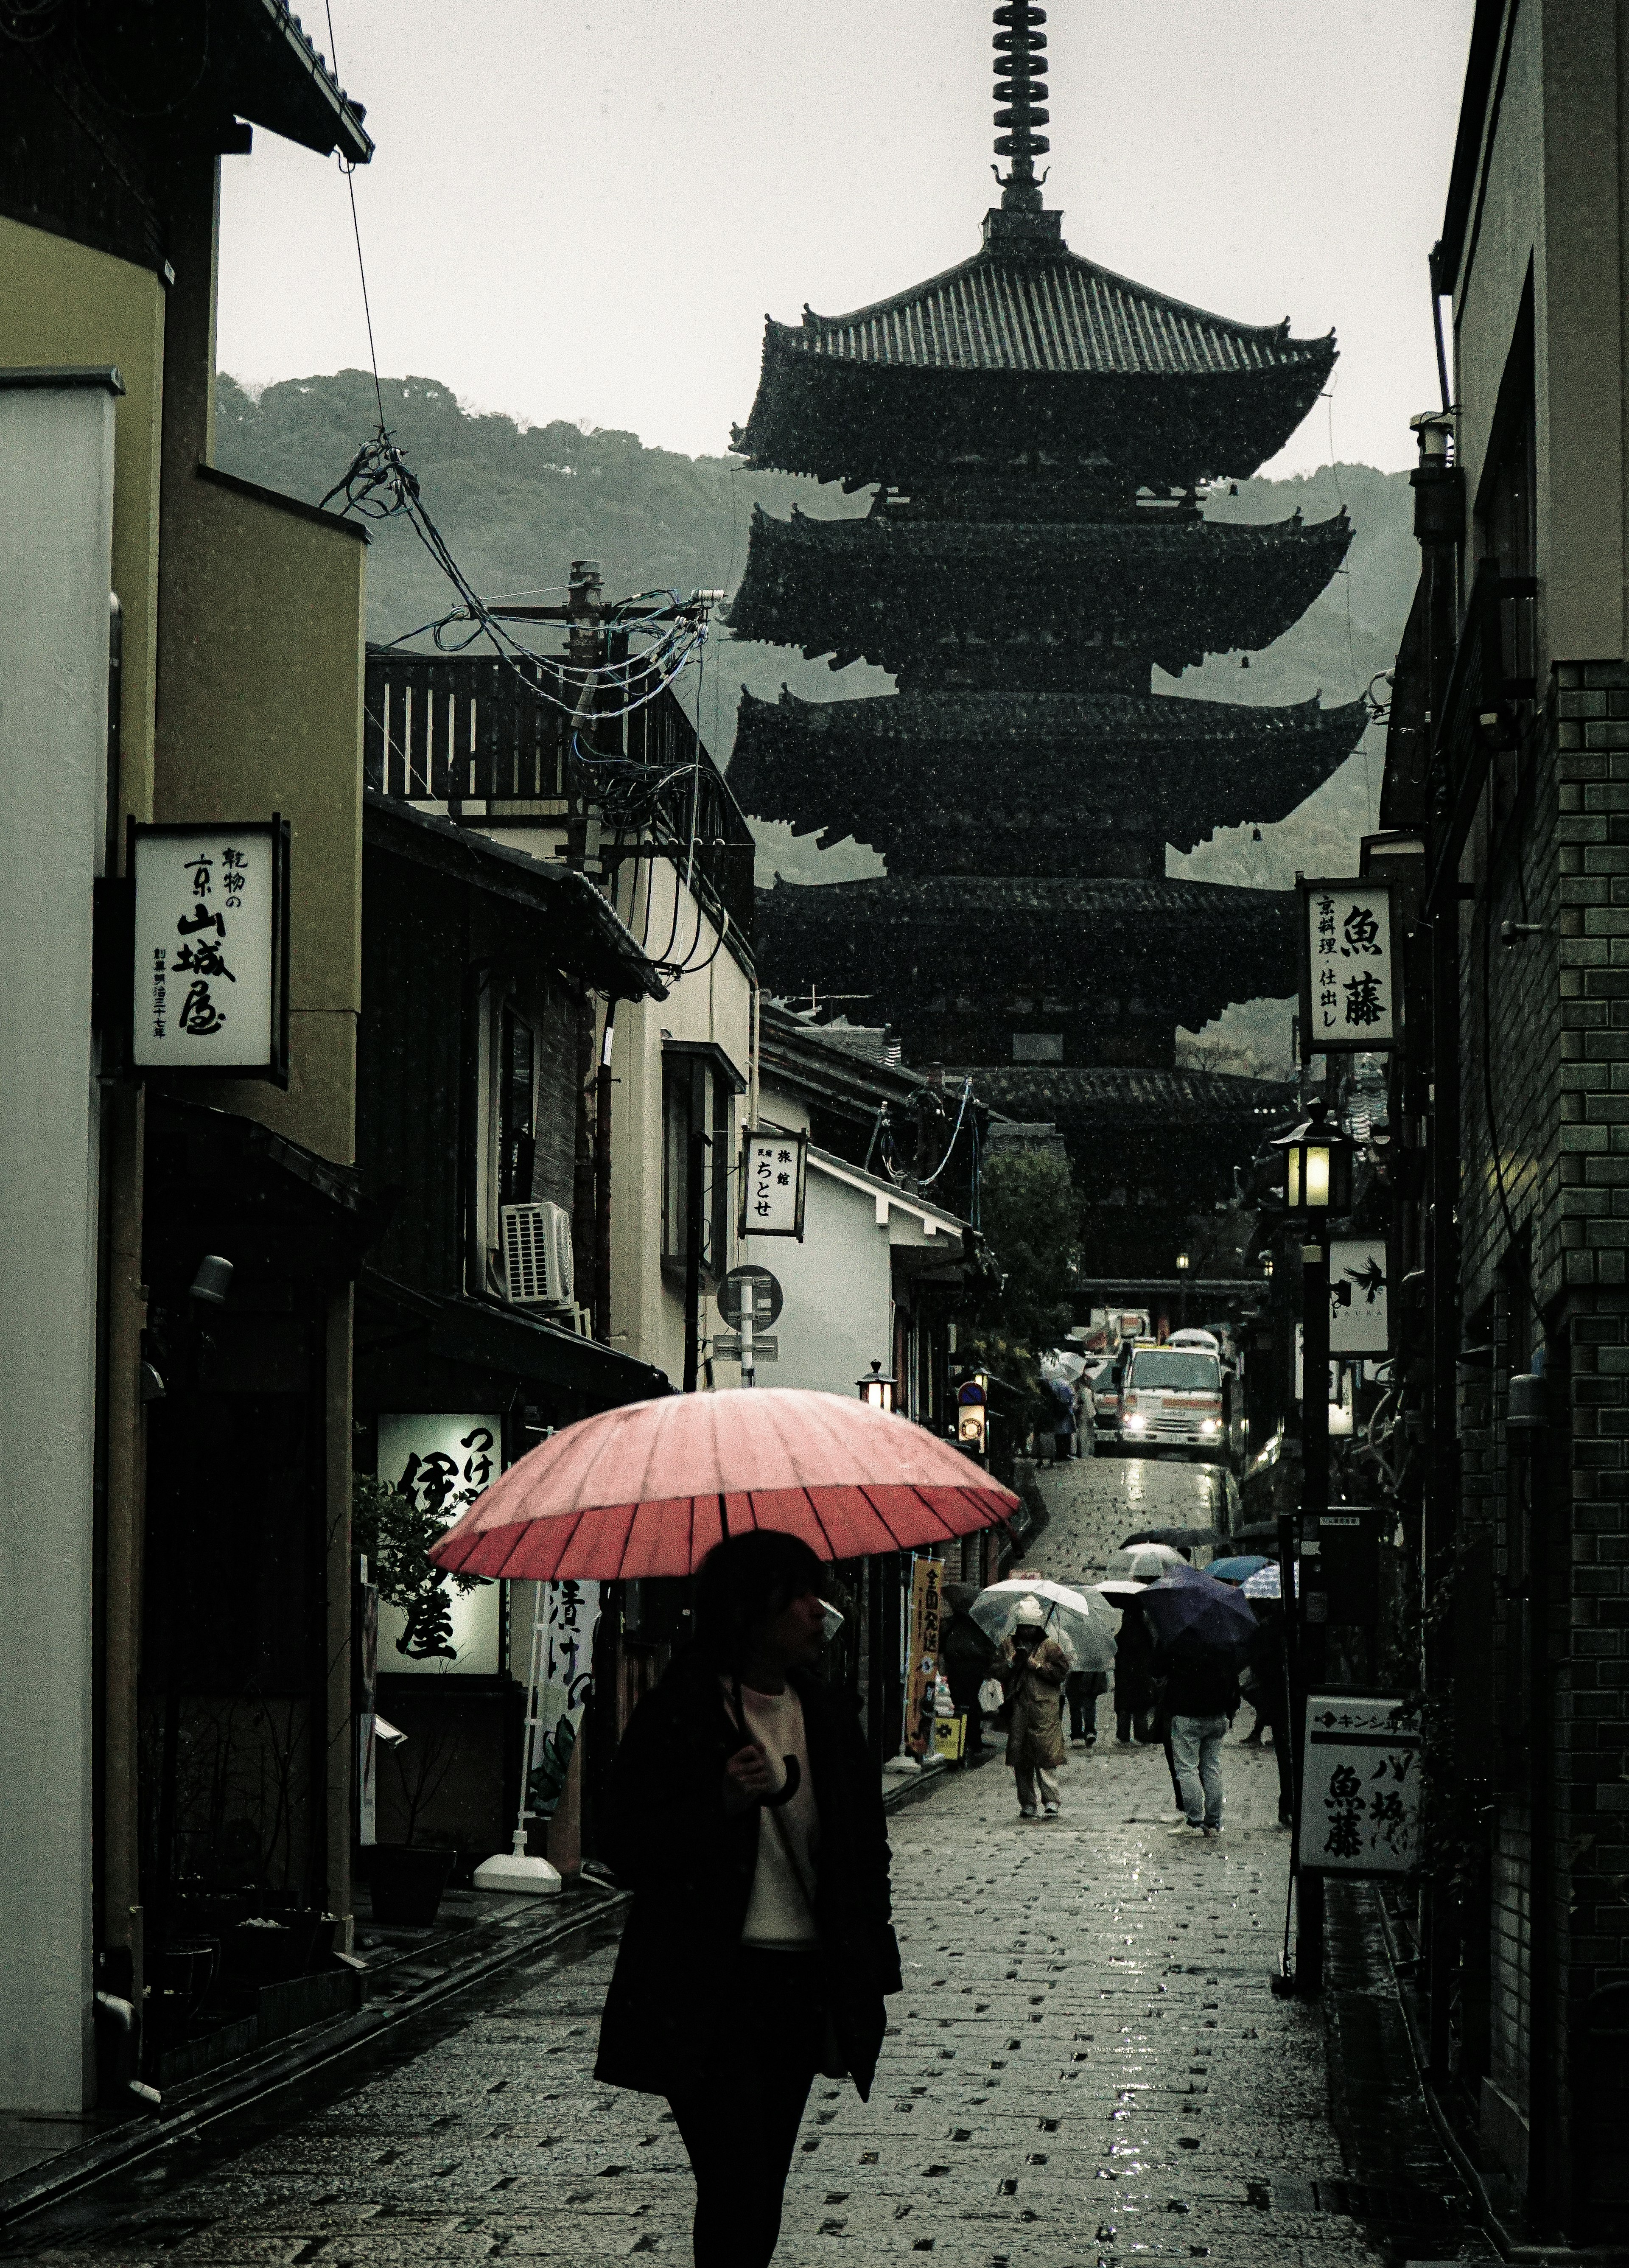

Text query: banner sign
(526, 1578), (603, 1822)
(739, 1129), (808, 1239)
(904, 1555), (945, 1757)
(1299, 1694), (1421, 1875)
(1298, 878), (1397, 1055)
(131, 819), (289, 1080)
(375, 1412), (502, 1673)
(1329, 1238), (1391, 1355)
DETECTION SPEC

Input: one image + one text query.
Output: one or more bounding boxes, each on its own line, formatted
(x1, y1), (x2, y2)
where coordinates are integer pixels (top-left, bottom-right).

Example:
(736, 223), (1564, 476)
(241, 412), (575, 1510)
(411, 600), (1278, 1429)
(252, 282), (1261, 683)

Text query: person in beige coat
(1000, 1597), (1070, 1818)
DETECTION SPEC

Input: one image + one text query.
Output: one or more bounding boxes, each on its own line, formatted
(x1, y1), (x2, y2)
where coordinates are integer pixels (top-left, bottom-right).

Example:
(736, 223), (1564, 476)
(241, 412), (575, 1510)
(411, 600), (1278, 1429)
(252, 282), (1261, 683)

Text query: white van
(1117, 1344), (1227, 1458)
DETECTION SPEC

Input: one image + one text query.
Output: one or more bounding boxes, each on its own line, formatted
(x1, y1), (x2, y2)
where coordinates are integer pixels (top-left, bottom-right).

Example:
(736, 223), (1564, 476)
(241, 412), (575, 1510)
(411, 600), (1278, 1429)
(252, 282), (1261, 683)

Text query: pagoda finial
(992, 2), (1050, 213)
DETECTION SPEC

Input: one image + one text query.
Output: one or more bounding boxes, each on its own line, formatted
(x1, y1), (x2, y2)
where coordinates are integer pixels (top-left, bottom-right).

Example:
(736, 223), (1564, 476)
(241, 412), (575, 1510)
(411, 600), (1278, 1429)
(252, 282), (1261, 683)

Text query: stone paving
(5, 1455), (1491, 2267)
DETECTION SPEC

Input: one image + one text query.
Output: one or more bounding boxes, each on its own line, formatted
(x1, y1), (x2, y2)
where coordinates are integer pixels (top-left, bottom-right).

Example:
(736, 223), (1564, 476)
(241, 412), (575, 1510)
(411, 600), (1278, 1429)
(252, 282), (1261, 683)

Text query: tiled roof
(954, 1066), (1294, 1128)
(729, 689), (1370, 871)
(761, 875), (1292, 922)
(772, 247), (1333, 382)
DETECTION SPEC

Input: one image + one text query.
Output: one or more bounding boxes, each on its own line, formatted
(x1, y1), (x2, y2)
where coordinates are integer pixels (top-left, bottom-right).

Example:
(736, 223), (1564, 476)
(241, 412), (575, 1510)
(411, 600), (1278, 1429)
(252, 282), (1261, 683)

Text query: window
(1012, 1032), (1064, 1063)
(498, 1005), (536, 1207)
(1127, 1351), (1220, 1393)
(661, 1045), (741, 1284)
(1478, 283), (1537, 686)
(472, 988), (541, 1293)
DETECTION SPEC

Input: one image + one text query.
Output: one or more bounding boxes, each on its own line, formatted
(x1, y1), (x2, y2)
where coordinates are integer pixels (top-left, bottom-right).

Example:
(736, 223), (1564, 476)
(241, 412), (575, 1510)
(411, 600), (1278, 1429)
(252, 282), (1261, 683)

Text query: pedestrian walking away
(1064, 1665), (1107, 1745)
(1045, 1372), (1075, 1464)
(1000, 1596), (1070, 1816)
(940, 1580), (997, 1756)
(1156, 1641), (1241, 1837)
(596, 1531), (902, 2268)
(1109, 1589), (1159, 1745)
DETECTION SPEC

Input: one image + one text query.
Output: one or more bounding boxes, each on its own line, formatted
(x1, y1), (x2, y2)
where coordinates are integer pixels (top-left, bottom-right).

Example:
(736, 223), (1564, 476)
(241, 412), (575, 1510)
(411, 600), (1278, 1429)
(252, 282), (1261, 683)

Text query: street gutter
(0, 1886), (627, 2235)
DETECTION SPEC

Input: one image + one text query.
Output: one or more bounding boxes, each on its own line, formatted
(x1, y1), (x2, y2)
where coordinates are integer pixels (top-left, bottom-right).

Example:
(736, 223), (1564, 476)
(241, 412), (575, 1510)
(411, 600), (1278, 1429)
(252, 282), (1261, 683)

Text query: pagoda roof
(754, 874), (1298, 1034)
(729, 687), (1369, 871)
(727, 503), (1353, 683)
(954, 1064), (1293, 1131)
(732, 243), (1336, 487)
(766, 245), (1331, 384)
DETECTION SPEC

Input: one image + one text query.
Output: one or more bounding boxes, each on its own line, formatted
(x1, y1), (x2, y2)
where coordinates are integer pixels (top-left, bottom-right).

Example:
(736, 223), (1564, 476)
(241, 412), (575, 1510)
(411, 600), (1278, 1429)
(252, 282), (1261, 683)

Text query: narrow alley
(3, 1459), (1489, 2268)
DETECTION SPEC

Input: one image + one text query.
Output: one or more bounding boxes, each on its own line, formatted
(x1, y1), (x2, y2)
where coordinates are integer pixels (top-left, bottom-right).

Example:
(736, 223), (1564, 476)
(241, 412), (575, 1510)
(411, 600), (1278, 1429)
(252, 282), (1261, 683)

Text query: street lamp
(1261, 1252), (1275, 1280)
(1272, 1099), (1356, 1215)
(857, 1360), (897, 1414)
(1175, 1252), (1190, 1274)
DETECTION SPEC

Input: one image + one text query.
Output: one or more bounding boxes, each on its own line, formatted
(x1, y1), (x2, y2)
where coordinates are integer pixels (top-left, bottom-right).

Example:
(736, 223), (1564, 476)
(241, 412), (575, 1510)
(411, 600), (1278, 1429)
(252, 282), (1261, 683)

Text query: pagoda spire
(992, 1), (1050, 213)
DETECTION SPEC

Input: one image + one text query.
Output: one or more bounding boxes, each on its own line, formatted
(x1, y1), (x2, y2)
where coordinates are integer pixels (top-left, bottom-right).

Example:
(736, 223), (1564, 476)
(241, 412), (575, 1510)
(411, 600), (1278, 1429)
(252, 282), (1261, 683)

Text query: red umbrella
(428, 1388), (1018, 1582)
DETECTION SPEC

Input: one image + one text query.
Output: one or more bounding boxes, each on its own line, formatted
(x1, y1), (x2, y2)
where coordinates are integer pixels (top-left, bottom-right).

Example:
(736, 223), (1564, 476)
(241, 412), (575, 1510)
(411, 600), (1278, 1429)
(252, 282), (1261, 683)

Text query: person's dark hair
(694, 1530), (825, 1669)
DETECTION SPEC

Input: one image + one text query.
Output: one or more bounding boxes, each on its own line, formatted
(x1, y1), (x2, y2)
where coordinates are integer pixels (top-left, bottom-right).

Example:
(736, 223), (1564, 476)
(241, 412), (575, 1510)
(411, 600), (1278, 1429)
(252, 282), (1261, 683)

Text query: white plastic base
(473, 1849), (563, 1896)
(882, 1755), (922, 1776)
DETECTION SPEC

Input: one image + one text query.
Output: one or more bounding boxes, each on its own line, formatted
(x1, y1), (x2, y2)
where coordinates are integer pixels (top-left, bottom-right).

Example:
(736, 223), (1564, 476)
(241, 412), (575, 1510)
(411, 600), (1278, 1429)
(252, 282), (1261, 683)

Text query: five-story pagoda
(728, 3), (1367, 1247)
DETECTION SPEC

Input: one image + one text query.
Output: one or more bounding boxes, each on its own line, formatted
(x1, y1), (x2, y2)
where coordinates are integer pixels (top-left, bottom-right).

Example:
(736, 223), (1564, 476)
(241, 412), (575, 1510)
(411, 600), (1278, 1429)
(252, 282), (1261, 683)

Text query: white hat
(1014, 1596), (1047, 1627)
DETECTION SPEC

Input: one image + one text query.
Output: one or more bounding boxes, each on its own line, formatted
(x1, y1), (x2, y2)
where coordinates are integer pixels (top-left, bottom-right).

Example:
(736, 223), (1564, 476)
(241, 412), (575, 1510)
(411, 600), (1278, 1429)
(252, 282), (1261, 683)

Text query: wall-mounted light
(857, 1360), (897, 1414)
(190, 1254), (234, 1305)
(1271, 1100), (1355, 1215)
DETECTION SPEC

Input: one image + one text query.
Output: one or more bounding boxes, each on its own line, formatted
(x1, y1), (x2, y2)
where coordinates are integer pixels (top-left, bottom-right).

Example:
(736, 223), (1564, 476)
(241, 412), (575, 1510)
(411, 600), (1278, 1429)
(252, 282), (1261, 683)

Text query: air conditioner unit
(500, 1201), (574, 1308)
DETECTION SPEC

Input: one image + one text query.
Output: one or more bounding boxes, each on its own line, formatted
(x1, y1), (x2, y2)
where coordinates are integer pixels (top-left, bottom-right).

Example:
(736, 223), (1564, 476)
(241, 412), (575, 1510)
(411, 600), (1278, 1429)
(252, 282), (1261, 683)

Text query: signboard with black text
(131, 820), (289, 1080)
(1299, 1694), (1421, 1875)
(739, 1129), (808, 1238)
(1328, 1237), (1391, 1355)
(1298, 878), (1397, 1055)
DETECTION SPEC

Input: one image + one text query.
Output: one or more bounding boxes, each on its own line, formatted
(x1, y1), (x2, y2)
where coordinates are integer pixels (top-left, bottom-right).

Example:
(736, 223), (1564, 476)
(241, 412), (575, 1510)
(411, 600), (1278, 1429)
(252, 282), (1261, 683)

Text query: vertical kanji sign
(905, 1554), (944, 1757)
(739, 1127), (808, 1239)
(1298, 878), (1397, 1056)
(131, 819), (289, 1081)
(1299, 1694), (1421, 1875)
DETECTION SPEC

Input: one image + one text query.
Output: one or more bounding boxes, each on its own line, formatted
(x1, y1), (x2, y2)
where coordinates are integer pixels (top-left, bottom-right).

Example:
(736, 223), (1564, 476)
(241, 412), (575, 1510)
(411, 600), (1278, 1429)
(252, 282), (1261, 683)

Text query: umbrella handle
(759, 1754), (801, 1809)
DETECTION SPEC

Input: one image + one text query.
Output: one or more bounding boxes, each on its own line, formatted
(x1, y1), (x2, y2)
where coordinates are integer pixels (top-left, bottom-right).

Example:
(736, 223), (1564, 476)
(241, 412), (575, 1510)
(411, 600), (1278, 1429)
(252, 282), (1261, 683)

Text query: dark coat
(594, 1649), (901, 2102)
(1000, 1633), (1070, 1768)
(940, 1609), (996, 1705)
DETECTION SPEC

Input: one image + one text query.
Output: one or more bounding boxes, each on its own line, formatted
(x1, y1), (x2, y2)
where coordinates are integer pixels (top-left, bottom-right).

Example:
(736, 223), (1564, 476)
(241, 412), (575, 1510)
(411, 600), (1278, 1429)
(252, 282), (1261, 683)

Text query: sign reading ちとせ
(739, 1128), (807, 1239)
(131, 821), (288, 1080)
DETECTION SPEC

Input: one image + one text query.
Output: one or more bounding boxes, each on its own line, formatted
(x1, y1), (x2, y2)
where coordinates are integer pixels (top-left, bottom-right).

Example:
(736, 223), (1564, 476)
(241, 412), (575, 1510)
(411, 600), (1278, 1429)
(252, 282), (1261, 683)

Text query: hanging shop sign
(1298, 1694), (1421, 1876)
(1297, 878), (1397, 1055)
(131, 819), (290, 1081)
(1328, 1237), (1391, 1355)
(375, 1412), (503, 1674)
(739, 1129), (808, 1239)
(527, 1577), (602, 1822)
(904, 1555), (945, 1757)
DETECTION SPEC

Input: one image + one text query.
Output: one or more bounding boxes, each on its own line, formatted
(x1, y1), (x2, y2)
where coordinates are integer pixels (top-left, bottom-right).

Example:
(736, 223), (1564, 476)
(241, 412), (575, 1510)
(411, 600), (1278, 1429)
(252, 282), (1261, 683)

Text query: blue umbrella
(1139, 1563), (1259, 1663)
(1206, 1554), (1270, 1585)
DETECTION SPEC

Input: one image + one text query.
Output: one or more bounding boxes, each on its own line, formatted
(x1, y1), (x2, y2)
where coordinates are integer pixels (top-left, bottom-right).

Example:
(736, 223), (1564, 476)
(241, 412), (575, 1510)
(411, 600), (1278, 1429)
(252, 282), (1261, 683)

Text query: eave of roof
(1437, 0), (1510, 290)
(362, 790), (666, 1002)
(952, 1066), (1294, 1128)
(806, 1145), (971, 1240)
(233, 1), (373, 163)
(767, 243), (1334, 382)
(736, 686), (1367, 746)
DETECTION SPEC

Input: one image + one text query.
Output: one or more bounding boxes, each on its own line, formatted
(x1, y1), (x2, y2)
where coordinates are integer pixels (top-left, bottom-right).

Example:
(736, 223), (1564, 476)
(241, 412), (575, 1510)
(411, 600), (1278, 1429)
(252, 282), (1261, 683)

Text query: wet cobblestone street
(4, 1458), (1491, 2266)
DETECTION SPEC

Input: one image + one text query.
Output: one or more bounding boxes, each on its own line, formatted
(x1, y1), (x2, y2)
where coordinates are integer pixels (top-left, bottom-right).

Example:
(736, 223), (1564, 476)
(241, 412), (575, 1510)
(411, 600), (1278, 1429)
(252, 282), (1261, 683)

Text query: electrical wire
(917, 1078), (974, 1190)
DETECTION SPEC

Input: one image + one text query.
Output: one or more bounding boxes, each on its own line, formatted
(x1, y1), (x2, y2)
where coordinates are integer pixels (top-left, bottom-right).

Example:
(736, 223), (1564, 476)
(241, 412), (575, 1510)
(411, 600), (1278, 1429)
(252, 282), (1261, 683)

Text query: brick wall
(1457, 664), (1629, 2215)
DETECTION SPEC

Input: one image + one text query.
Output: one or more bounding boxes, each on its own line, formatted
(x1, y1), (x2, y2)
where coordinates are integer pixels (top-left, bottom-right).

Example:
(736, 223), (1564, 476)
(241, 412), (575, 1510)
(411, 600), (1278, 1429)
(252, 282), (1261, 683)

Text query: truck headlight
(1124, 1414), (1146, 1433)
(1201, 1419), (1219, 1436)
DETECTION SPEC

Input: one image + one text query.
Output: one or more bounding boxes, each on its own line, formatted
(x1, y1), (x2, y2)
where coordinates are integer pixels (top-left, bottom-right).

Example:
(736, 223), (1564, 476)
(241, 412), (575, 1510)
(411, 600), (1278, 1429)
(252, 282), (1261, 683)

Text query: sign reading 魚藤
(1298, 1694), (1421, 1875)
(1328, 1237), (1391, 1355)
(131, 820), (288, 1079)
(739, 1129), (807, 1240)
(905, 1555), (944, 1757)
(1298, 879), (1396, 1055)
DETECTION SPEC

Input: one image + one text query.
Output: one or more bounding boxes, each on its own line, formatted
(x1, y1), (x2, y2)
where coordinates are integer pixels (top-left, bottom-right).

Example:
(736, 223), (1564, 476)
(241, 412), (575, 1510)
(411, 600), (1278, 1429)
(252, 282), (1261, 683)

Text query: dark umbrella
(1139, 1564), (1259, 1664)
(1121, 1527), (1226, 1555)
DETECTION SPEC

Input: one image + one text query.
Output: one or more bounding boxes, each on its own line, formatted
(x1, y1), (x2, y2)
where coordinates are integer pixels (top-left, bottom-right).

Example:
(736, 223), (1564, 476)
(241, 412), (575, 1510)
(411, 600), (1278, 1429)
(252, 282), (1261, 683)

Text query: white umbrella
(1093, 1579), (1148, 1607)
(1103, 1543), (1187, 1586)
(970, 1577), (1118, 1671)
(1243, 1562), (1294, 1599)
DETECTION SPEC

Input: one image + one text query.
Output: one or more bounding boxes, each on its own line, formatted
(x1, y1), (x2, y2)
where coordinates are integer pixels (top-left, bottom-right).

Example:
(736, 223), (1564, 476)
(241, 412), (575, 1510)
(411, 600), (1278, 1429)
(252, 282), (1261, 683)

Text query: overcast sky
(219, 1), (1475, 474)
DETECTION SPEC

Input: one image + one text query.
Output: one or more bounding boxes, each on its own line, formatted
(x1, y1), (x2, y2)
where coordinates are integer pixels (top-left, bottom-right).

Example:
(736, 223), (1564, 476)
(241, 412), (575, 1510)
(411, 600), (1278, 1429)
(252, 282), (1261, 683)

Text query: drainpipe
(594, 1002), (615, 1343)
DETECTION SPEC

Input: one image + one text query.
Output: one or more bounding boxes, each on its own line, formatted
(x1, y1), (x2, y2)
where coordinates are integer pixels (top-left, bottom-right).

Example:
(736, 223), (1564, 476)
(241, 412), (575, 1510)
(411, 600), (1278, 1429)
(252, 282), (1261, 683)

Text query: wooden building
(727, 1), (1366, 1258)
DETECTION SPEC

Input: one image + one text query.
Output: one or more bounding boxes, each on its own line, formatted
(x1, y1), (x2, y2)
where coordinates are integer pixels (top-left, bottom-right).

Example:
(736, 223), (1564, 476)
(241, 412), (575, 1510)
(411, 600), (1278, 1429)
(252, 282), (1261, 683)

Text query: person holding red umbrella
(594, 1530), (902, 2268)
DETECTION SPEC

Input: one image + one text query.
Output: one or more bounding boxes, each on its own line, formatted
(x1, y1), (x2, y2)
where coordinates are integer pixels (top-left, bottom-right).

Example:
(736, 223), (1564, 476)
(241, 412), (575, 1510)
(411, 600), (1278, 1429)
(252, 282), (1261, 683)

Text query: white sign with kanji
(1300, 880), (1396, 1053)
(1299, 1694), (1421, 1875)
(739, 1128), (807, 1239)
(1329, 1238), (1391, 1355)
(375, 1412), (502, 1674)
(132, 823), (282, 1072)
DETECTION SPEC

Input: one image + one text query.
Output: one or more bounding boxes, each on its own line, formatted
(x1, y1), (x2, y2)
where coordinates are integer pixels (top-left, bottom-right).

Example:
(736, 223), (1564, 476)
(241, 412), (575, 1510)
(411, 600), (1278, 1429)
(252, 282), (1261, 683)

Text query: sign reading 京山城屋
(131, 820), (289, 1079)
(739, 1128), (808, 1239)
(1328, 1237), (1391, 1356)
(1297, 878), (1396, 1055)
(1298, 1695), (1421, 1876)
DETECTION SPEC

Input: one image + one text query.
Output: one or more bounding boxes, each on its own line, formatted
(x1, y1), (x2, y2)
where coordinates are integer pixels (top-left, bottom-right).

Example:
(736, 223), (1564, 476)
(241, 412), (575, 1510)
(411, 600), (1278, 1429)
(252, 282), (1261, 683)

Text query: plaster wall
(1452, 0), (1629, 669)
(744, 1160), (893, 1397)
(152, 471), (367, 1163)
(599, 848), (753, 1384)
(0, 382), (116, 2112)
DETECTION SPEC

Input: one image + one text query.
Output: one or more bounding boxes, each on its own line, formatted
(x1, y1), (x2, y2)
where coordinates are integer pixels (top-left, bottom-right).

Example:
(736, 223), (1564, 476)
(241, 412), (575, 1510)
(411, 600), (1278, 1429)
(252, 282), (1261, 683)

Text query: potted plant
(353, 1472), (480, 1927)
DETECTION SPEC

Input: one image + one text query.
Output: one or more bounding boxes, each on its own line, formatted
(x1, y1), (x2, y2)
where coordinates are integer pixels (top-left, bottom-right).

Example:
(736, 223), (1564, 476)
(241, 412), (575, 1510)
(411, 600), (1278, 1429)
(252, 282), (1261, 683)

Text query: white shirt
(728, 1680), (821, 1949)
